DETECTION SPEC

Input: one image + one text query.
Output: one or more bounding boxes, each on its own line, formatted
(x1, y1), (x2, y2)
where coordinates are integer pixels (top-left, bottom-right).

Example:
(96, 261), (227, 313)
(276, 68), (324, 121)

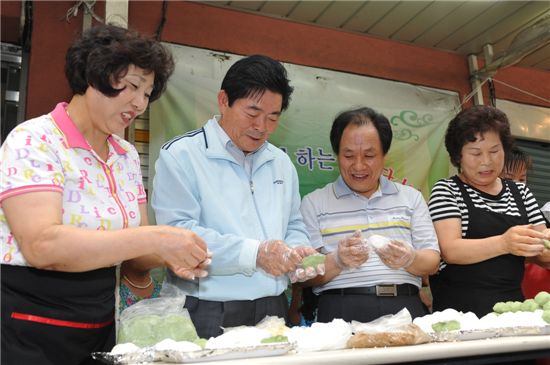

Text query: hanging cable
(487, 78), (496, 107)
(492, 78), (550, 105)
(21, 0), (33, 53)
(154, 1), (168, 41)
(455, 77), (490, 113)
(65, 1), (103, 23)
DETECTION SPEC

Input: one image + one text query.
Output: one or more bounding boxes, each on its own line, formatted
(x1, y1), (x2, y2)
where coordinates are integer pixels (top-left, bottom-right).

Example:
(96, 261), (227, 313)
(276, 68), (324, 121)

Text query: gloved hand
(256, 240), (302, 276)
(334, 230), (369, 269)
(375, 240), (416, 269)
(287, 246), (326, 283)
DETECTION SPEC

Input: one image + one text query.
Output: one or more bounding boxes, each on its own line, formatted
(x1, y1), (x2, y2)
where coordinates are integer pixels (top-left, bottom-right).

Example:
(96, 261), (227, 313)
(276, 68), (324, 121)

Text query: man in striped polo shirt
(300, 107), (440, 323)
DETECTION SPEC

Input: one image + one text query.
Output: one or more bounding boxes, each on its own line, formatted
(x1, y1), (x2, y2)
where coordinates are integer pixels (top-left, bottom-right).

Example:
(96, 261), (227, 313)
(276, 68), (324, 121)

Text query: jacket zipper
(249, 178), (268, 239)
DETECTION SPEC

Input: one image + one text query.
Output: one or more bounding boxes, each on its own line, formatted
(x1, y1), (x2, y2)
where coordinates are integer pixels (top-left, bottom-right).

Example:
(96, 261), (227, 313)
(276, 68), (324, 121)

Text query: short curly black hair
(445, 105), (514, 169)
(65, 23), (174, 102)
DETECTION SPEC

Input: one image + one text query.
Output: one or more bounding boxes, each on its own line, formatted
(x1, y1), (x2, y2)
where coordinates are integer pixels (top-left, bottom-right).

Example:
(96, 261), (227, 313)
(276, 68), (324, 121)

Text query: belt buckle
(376, 284), (397, 297)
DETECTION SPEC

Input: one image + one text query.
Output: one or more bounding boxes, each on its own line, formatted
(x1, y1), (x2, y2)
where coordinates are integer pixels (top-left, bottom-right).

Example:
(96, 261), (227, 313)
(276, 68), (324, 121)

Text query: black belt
(321, 284), (419, 297)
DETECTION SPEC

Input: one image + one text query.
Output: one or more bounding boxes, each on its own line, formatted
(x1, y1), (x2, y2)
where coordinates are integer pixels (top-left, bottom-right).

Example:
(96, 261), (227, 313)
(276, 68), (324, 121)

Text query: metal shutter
(516, 139), (550, 209)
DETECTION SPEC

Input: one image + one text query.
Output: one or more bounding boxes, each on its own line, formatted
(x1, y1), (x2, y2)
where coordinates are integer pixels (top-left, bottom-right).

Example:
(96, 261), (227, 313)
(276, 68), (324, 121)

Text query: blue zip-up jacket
(152, 117), (309, 301)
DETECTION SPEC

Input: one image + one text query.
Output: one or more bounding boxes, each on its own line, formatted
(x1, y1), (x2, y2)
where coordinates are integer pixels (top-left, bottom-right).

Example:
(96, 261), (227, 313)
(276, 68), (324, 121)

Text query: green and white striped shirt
(301, 175), (439, 295)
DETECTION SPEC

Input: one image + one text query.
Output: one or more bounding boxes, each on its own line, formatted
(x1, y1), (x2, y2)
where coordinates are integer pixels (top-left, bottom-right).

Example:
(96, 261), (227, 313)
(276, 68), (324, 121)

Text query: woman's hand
(543, 228), (550, 248)
(501, 224), (545, 257)
(533, 228), (550, 268)
(155, 225), (210, 280)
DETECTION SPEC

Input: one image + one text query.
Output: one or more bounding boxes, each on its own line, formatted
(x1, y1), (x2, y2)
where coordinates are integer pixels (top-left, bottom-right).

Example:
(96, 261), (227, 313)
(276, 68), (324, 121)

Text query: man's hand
(288, 246), (326, 283)
(256, 240), (302, 276)
(334, 230), (369, 269)
(375, 240), (415, 269)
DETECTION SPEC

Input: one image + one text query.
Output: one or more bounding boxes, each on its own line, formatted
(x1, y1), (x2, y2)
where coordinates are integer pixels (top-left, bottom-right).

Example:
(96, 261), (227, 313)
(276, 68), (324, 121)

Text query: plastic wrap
(117, 284), (198, 347)
(347, 308), (430, 348)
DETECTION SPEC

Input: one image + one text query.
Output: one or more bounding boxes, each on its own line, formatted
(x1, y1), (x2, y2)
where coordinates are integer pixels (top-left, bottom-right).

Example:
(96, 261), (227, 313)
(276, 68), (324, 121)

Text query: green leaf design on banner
(390, 110), (438, 142)
(391, 110), (436, 128)
(393, 129), (419, 141)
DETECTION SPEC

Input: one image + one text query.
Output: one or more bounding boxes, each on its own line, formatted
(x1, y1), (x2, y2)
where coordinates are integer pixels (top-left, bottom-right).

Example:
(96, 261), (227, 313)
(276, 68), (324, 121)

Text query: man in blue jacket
(152, 55), (318, 338)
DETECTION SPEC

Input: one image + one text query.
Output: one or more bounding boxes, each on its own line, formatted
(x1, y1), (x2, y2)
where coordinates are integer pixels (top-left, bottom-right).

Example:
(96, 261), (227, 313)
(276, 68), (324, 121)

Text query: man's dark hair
(445, 105), (514, 169)
(221, 55), (293, 111)
(330, 107), (393, 155)
(503, 146), (532, 176)
(65, 23), (174, 102)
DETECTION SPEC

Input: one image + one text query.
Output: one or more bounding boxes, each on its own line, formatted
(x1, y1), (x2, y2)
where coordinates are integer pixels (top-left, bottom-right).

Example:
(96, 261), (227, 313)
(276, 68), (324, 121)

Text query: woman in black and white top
(428, 105), (550, 317)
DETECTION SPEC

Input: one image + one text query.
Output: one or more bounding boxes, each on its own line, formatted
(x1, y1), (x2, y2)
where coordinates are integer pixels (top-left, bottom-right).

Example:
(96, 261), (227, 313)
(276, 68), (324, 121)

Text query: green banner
(272, 108), (454, 198)
(149, 44), (459, 203)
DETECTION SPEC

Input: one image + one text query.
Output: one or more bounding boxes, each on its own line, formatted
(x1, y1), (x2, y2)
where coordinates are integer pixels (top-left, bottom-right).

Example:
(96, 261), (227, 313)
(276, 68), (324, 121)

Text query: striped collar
(333, 175), (397, 199)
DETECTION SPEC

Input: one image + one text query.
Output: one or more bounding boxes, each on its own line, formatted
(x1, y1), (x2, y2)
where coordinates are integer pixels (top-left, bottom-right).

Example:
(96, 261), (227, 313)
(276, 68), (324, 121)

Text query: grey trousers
(184, 293), (288, 339)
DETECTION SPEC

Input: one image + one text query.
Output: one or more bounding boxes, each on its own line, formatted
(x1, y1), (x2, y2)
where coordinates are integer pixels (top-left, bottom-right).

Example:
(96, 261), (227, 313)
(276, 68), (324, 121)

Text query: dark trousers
(317, 293), (427, 323)
(184, 293), (288, 339)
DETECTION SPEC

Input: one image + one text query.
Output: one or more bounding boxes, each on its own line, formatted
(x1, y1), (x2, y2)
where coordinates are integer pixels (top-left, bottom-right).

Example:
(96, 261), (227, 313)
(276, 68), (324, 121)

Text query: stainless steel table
(152, 335), (550, 365)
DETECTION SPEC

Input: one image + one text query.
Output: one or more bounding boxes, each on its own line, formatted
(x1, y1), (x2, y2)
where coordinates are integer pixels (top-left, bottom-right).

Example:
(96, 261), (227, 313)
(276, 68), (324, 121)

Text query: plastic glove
(334, 230), (369, 269)
(295, 246), (326, 280)
(375, 240), (416, 269)
(287, 247), (326, 283)
(288, 262), (326, 283)
(256, 240), (302, 276)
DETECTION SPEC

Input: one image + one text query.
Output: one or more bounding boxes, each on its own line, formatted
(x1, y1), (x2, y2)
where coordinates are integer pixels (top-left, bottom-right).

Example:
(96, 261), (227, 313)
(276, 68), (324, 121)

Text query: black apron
(1, 265), (116, 365)
(430, 177), (528, 317)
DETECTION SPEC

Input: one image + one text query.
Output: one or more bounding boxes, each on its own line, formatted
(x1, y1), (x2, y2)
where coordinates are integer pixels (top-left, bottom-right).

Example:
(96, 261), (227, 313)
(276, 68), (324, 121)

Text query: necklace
(123, 274), (153, 289)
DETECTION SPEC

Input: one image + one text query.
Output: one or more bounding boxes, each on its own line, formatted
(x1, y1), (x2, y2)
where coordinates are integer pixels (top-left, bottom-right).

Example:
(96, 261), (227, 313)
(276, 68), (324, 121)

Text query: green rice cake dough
(301, 254), (326, 268)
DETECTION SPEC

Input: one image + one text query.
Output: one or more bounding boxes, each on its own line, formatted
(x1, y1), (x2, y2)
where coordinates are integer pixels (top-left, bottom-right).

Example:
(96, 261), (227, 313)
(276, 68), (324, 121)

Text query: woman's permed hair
(65, 23), (175, 102)
(220, 55), (294, 111)
(445, 105), (514, 168)
(330, 107), (393, 155)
